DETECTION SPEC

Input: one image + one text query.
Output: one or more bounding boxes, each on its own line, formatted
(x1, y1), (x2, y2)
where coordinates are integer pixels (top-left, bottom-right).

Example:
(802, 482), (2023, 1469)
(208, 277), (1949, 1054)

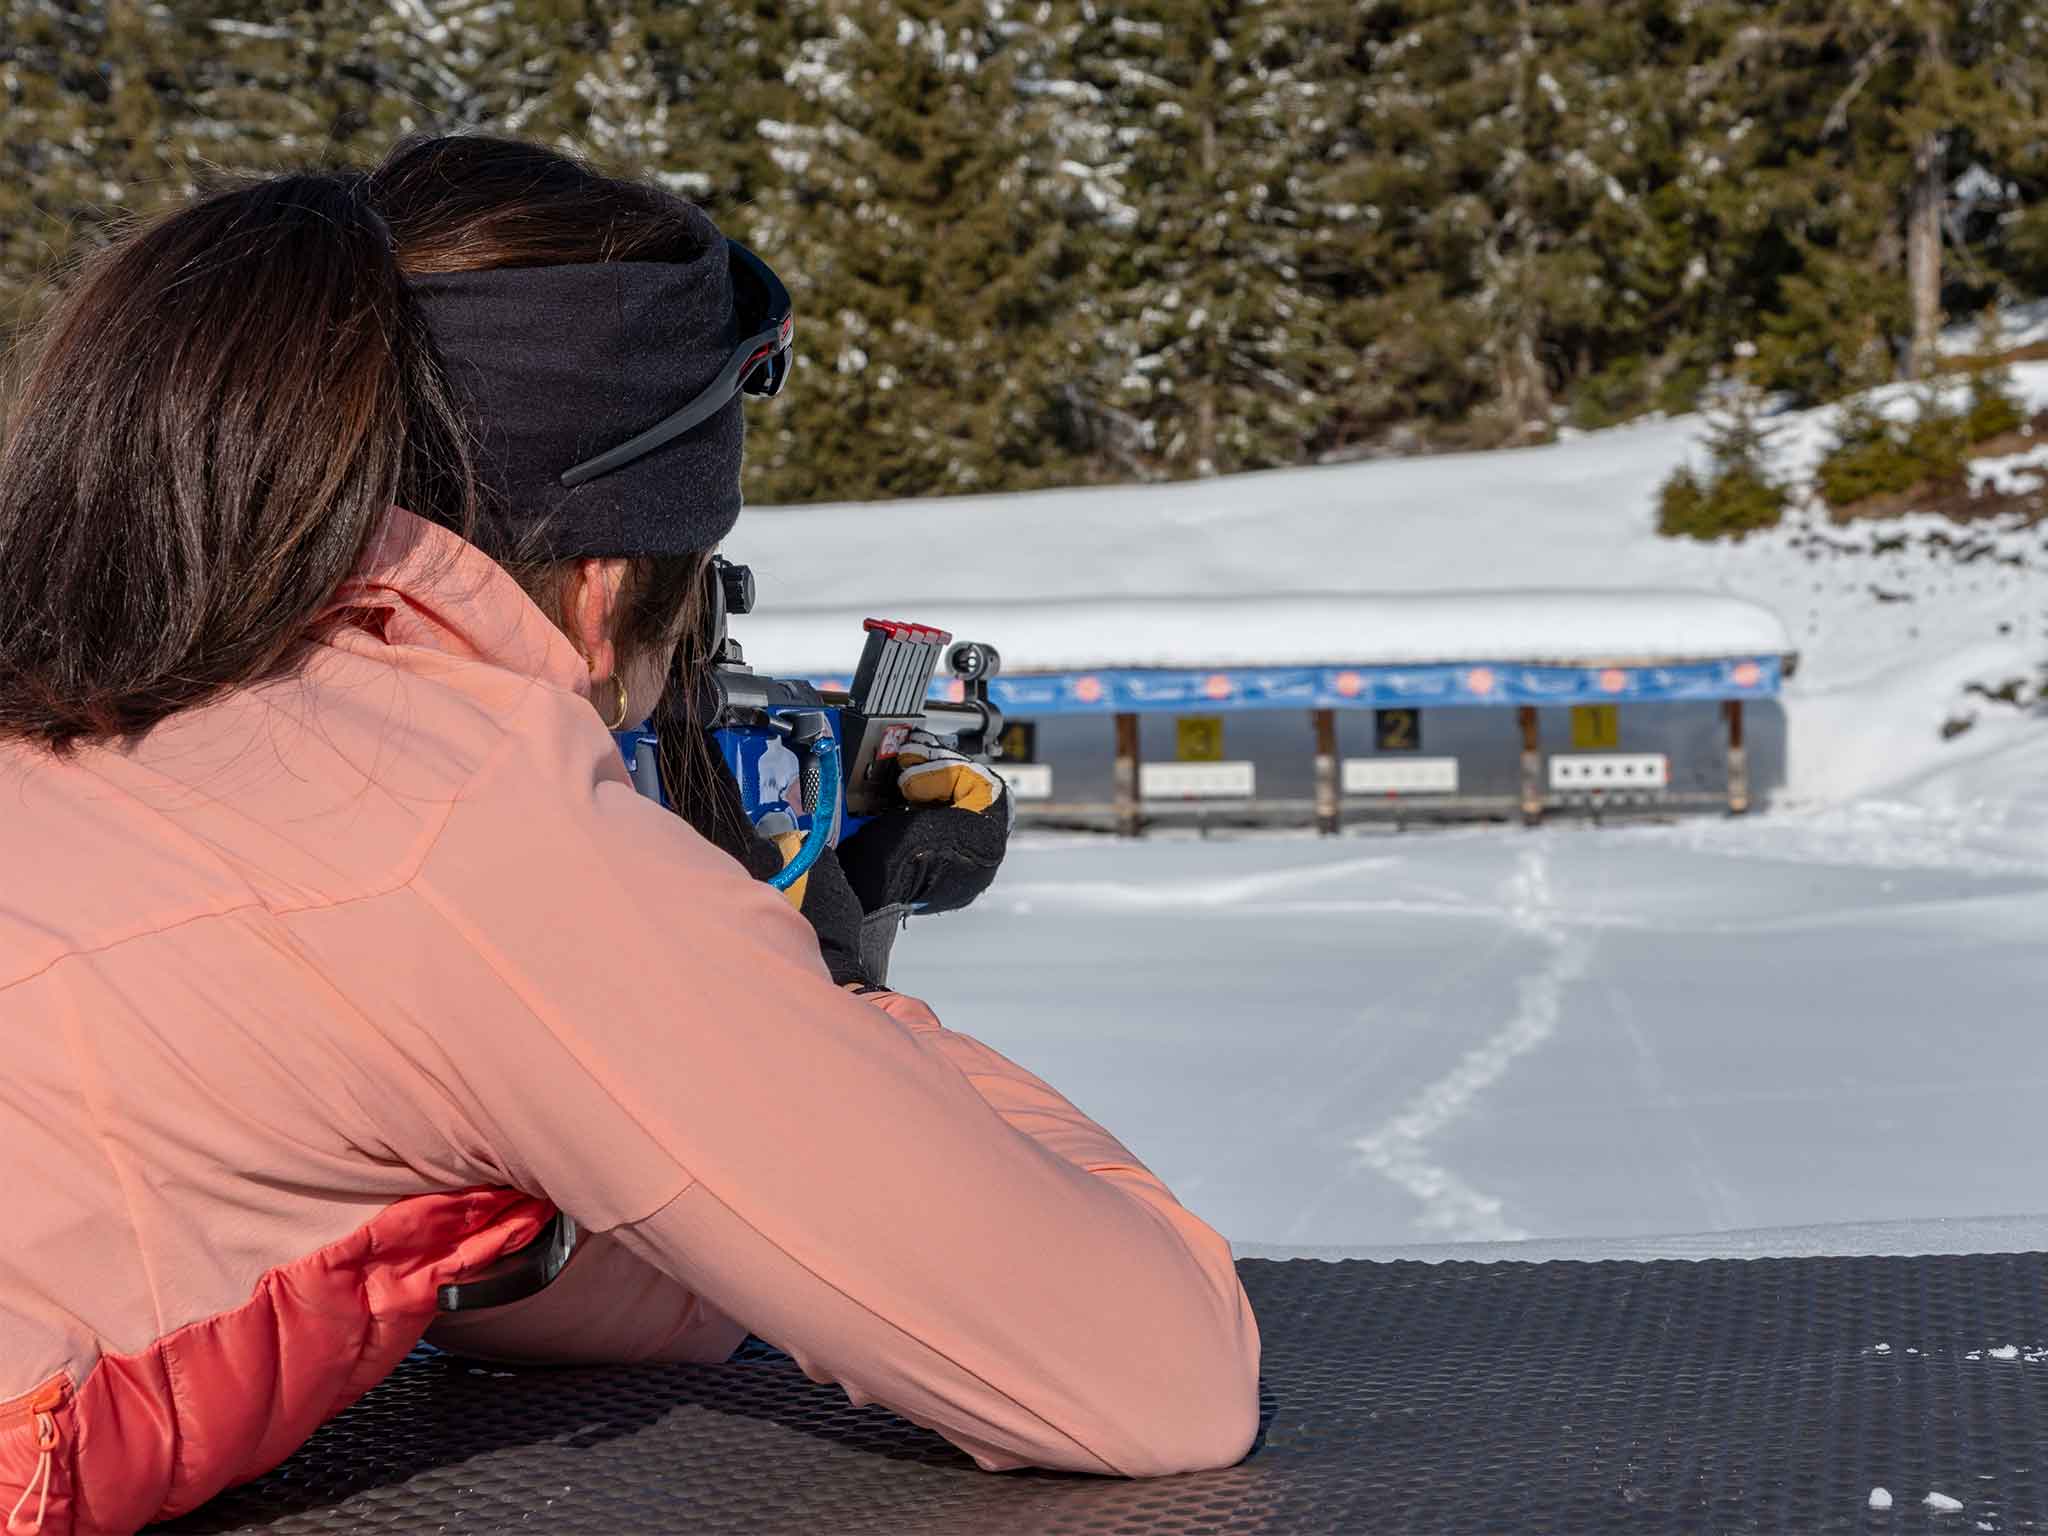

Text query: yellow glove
(895, 729), (1009, 817)
(839, 728), (1012, 917)
(766, 827), (809, 910)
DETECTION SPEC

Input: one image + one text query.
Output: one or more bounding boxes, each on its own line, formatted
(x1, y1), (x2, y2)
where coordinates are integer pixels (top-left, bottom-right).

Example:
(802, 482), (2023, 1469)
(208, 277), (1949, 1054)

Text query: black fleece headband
(410, 222), (745, 560)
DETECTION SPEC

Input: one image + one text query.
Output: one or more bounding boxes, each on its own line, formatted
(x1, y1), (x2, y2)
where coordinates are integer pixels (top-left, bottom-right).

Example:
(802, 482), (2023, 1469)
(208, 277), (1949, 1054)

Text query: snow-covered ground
(1938, 296), (2048, 359)
(900, 732), (2048, 1256)
(734, 357), (2048, 1259)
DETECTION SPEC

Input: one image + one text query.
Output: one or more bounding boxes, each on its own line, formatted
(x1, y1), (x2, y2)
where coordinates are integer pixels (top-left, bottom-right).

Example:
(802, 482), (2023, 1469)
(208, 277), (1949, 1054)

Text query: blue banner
(879, 656), (1784, 716)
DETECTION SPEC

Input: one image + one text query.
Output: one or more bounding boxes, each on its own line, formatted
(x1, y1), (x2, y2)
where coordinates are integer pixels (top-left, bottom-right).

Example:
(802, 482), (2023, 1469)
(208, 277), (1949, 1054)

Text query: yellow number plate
(1571, 705), (1620, 751)
(1176, 716), (1225, 762)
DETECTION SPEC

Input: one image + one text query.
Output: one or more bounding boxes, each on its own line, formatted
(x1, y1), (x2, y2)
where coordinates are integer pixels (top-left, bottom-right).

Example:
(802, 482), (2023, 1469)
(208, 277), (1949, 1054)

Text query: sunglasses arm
(557, 322), (786, 489)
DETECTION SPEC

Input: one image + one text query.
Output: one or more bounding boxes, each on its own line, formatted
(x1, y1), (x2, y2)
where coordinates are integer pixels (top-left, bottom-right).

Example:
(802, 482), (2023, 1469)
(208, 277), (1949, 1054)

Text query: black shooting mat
(156, 1252), (2048, 1535)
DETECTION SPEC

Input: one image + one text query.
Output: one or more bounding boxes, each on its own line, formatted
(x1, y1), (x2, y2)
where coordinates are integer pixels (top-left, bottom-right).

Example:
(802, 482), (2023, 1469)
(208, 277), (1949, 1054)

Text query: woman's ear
(561, 557), (631, 681)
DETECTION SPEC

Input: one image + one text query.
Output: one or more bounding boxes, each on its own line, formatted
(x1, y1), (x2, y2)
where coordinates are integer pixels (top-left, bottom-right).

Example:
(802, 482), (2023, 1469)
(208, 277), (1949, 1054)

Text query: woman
(0, 136), (1258, 1534)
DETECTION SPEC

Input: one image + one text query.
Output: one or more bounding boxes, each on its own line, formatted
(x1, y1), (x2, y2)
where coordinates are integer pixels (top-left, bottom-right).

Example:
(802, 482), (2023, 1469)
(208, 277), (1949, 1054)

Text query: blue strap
(769, 737), (839, 893)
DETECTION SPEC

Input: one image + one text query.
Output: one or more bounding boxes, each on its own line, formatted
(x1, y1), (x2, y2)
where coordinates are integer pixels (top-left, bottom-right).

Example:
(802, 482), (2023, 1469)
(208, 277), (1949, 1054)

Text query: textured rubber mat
(156, 1253), (2048, 1534)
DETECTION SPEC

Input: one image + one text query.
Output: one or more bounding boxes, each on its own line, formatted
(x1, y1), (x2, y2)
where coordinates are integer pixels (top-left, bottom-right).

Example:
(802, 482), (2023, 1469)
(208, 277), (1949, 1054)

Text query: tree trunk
(1196, 377), (1218, 477)
(1495, 319), (1550, 434)
(1904, 15), (1948, 382)
(1496, 0), (1553, 436)
(1905, 130), (1944, 380)
(1195, 53), (1219, 476)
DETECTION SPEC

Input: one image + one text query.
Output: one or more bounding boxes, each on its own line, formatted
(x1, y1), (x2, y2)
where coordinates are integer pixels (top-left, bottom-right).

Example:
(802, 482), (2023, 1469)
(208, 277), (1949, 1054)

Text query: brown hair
(0, 135), (718, 759)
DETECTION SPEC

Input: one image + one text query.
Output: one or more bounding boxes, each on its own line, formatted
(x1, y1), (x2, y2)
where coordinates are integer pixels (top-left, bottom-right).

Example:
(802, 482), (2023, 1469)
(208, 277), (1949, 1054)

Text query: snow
(747, 590), (1789, 674)
(1233, 1216), (2048, 1266)
(1953, 163), (2012, 206)
(896, 760), (2048, 1253)
(1871, 1488), (1894, 1511)
(731, 357), (2048, 1259)
(1970, 444), (2048, 497)
(1927, 1492), (1964, 1513)
(729, 361), (2048, 806)
(1959, 1346), (2048, 1361)
(1940, 298), (2048, 358)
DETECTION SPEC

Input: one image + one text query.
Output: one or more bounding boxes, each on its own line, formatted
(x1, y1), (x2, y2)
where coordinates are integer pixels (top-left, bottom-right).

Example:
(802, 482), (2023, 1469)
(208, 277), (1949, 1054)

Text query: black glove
(835, 801), (1011, 917)
(834, 725), (1014, 916)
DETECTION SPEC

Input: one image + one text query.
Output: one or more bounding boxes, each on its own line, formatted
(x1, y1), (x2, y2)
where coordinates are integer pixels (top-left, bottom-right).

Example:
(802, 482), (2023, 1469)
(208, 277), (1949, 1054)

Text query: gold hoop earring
(601, 674), (631, 731)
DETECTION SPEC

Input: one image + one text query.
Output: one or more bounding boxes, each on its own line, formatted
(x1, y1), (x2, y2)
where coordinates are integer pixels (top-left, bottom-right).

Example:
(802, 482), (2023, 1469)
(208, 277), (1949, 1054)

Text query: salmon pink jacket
(0, 508), (1260, 1535)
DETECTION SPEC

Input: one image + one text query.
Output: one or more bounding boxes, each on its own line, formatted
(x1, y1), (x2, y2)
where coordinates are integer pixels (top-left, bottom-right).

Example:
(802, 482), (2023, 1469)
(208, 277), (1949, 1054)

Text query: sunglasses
(559, 240), (793, 489)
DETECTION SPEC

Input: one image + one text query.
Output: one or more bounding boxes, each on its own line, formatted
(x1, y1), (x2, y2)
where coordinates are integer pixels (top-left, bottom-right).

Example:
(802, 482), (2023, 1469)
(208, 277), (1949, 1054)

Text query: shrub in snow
(1901, 395), (1975, 486)
(1658, 381), (1789, 540)
(1657, 465), (1708, 535)
(1816, 402), (1922, 509)
(1816, 368), (2033, 517)
(1657, 464), (1787, 540)
(1964, 364), (2027, 444)
(1572, 354), (1650, 432)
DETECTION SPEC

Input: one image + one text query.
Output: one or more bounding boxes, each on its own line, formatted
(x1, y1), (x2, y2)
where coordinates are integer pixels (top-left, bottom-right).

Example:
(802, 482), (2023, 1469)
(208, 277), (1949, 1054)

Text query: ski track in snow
(995, 853), (1396, 911)
(911, 793), (2048, 1249)
(1349, 845), (1591, 1243)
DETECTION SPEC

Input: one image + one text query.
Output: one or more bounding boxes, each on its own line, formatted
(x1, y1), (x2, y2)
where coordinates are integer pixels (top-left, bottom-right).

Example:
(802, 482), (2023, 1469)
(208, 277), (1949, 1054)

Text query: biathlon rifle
(615, 557), (1004, 896)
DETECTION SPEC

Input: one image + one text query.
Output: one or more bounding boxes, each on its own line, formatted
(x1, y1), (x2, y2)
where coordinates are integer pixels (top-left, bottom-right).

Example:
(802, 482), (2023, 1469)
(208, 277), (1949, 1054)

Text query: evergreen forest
(4, 0), (2048, 506)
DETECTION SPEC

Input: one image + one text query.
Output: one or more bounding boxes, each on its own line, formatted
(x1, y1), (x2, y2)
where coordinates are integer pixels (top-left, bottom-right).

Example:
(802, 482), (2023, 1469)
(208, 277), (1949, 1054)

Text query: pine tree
(0, 4), (118, 349)
(743, 0), (1085, 502)
(1877, 0), (2048, 377)
(1278, 0), (1374, 457)
(5, 0), (2048, 498)
(1563, 0), (1766, 422)
(1043, 0), (1336, 478)
(1335, 0), (1689, 444)
(1659, 365), (1790, 538)
(1693, 0), (2048, 395)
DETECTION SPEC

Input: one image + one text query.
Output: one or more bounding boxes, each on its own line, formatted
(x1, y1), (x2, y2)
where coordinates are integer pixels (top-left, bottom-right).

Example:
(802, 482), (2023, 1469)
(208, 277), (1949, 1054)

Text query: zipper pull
(5, 1406), (58, 1536)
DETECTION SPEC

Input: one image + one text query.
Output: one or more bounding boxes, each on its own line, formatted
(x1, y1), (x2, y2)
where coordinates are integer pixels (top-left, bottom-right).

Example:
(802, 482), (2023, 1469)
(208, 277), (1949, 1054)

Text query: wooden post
(1312, 709), (1340, 837)
(1113, 712), (1141, 838)
(1518, 706), (1543, 827)
(1725, 699), (1750, 816)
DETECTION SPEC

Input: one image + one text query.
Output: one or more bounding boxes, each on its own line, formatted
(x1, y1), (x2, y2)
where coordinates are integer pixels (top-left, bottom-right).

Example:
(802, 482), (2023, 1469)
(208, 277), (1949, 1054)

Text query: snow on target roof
(736, 589), (1791, 677)
(723, 430), (1797, 686)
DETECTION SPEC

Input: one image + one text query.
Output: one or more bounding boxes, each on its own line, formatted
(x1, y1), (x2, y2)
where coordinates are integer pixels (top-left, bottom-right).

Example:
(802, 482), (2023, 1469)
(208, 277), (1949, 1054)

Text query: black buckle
(436, 1212), (580, 1312)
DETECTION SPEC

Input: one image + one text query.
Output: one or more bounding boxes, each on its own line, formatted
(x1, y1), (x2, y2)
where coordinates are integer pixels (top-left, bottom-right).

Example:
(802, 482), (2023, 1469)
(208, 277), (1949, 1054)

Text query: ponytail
(0, 171), (474, 751)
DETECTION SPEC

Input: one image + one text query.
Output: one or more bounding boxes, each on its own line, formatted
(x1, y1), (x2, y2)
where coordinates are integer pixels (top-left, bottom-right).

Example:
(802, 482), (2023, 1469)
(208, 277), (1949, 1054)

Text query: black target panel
(156, 1253), (2048, 1535)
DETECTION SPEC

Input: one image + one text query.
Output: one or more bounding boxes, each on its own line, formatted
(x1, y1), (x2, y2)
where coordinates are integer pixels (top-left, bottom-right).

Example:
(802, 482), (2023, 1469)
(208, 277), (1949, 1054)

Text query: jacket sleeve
(407, 686), (1261, 1478)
